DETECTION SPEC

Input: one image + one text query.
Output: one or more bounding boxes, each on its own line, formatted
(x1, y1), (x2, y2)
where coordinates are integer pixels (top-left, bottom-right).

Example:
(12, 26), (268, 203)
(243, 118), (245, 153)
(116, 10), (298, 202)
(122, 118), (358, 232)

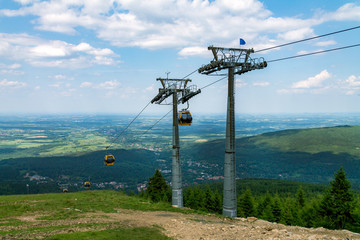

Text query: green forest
(143, 167), (360, 233)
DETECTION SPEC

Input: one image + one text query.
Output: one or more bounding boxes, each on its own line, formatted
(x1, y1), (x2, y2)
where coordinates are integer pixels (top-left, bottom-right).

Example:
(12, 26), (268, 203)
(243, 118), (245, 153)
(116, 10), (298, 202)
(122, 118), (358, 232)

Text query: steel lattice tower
(199, 46), (267, 217)
(151, 77), (200, 208)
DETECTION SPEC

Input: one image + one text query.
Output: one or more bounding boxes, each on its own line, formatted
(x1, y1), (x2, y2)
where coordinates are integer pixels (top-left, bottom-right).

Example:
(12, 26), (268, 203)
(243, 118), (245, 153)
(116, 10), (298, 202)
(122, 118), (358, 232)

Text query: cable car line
(105, 101), (151, 151)
(267, 43), (360, 63)
(200, 76), (227, 90)
(101, 27), (360, 158)
(255, 25), (360, 53)
(139, 108), (172, 138)
(182, 69), (198, 79)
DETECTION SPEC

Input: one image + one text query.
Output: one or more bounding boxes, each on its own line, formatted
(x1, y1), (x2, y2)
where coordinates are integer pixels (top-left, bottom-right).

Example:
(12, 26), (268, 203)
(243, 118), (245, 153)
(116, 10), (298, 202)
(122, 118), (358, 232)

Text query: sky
(0, 0), (360, 114)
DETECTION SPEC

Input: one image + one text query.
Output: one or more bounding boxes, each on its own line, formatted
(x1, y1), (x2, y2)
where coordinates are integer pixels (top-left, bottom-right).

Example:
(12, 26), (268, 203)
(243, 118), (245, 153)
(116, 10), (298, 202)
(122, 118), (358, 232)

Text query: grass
(45, 226), (172, 240)
(0, 190), (186, 219)
(0, 190), (191, 239)
(253, 126), (360, 156)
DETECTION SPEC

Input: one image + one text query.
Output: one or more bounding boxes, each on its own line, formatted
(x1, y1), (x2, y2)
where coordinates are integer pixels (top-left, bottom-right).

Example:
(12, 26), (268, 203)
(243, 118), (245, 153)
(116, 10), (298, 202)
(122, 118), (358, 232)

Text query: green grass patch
(254, 126), (360, 156)
(0, 190), (193, 220)
(45, 226), (172, 240)
(0, 222), (117, 237)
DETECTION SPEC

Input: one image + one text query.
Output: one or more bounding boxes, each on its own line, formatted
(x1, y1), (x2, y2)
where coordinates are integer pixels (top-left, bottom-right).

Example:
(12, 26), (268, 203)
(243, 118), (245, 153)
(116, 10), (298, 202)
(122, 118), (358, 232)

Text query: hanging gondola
(84, 181), (91, 189)
(104, 154), (115, 166)
(178, 110), (192, 126)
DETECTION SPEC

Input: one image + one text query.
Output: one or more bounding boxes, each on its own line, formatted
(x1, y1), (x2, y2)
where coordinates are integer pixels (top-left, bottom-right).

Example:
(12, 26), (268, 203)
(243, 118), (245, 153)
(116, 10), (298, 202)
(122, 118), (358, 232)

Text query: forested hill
(1, 125), (360, 194)
(183, 125), (360, 186)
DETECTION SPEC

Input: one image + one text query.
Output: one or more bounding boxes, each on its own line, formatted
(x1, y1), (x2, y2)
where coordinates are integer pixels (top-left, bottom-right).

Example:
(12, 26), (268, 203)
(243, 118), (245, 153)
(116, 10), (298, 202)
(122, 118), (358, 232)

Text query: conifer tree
(272, 194), (282, 223)
(257, 192), (272, 217)
(318, 167), (354, 229)
(296, 185), (305, 208)
(238, 188), (255, 217)
(204, 186), (216, 212)
(147, 169), (169, 202)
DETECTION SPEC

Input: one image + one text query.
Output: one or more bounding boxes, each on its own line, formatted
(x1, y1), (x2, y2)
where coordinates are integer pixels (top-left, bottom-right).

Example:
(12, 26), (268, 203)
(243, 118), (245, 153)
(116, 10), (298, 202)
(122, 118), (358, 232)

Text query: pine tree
(318, 167), (354, 229)
(146, 169), (169, 202)
(257, 192), (272, 217)
(296, 186), (305, 208)
(238, 188), (255, 217)
(272, 194), (282, 223)
(204, 186), (216, 212)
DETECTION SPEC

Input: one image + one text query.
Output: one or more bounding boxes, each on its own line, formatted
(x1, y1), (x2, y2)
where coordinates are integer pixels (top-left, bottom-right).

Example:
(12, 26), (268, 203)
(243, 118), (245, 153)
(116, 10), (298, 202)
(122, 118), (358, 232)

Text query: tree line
(144, 167), (360, 233)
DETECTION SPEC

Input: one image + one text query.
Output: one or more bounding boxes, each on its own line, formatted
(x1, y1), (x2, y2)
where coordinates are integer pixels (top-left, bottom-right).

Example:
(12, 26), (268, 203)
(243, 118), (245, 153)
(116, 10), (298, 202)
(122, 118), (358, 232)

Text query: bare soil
(2, 209), (360, 239)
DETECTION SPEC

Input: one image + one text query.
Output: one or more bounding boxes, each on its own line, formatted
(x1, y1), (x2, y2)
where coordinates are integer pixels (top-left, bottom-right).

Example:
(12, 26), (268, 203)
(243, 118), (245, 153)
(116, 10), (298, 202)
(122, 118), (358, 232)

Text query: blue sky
(0, 0), (360, 114)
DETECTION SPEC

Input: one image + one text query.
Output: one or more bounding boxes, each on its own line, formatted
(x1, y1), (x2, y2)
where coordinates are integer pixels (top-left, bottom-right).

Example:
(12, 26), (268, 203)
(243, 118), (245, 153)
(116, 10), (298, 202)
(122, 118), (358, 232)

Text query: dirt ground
(2, 209), (360, 239)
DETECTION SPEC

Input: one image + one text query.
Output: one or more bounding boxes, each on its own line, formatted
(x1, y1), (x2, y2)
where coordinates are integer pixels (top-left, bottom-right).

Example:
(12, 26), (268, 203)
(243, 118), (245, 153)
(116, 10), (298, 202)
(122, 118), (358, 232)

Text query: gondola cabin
(84, 182), (91, 189)
(104, 154), (115, 166)
(62, 188), (68, 193)
(178, 111), (192, 126)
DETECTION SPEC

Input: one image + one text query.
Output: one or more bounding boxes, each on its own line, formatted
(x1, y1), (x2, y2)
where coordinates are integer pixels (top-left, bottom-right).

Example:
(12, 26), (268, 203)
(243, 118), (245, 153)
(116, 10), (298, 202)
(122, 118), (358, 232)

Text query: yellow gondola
(178, 110), (192, 126)
(62, 188), (68, 193)
(104, 154), (115, 166)
(84, 182), (91, 189)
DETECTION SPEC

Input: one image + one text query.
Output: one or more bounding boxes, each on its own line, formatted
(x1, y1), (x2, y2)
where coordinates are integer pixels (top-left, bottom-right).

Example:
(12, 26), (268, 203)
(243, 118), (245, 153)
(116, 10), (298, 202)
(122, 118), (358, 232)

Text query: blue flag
(240, 38), (246, 45)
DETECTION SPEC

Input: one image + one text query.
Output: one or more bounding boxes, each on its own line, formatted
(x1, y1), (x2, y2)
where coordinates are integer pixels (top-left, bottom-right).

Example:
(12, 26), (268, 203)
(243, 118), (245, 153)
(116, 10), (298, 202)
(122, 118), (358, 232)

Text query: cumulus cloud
(178, 46), (211, 57)
(236, 79), (247, 88)
(0, 79), (27, 88)
(277, 27), (315, 41)
(324, 3), (360, 21)
(0, 63), (24, 75)
(0, 1), (359, 57)
(340, 75), (360, 95)
(0, 33), (118, 68)
(278, 70), (332, 94)
(315, 40), (337, 47)
(80, 81), (93, 88)
(345, 75), (360, 87)
(2, 0), (357, 56)
(96, 80), (121, 90)
(253, 81), (270, 87)
(291, 70), (331, 89)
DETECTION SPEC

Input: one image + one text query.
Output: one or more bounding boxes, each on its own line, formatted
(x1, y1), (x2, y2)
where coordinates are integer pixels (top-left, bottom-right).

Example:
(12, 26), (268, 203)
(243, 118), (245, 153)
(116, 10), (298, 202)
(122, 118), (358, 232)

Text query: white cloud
(60, 88), (76, 97)
(178, 46), (211, 57)
(236, 79), (247, 88)
(0, 33), (118, 68)
(315, 40), (337, 47)
(143, 84), (155, 92)
(291, 70), (331, 89)
(49, 82), (63, 88)
(253, 82), (270, 87)
(1, 1), (359, 57)
(324, 3), (360, 21)
(345, 75), (360, 87)
(339, 75), (360, 95)
(277, 27), (314, 41)
(278, 70), (333, 94)
(96, 80), (121, 90)
(0, 63), (24, 75)
(0, 79), (27, 88)
(1, 69), (24, 75)
(80, 82), (93, 88)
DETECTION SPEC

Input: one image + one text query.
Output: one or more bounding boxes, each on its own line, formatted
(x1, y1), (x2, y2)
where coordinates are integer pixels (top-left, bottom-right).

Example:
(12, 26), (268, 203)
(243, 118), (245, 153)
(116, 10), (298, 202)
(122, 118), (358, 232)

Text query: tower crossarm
(198, 46), (267, 75)
(152, 77), (199, 105)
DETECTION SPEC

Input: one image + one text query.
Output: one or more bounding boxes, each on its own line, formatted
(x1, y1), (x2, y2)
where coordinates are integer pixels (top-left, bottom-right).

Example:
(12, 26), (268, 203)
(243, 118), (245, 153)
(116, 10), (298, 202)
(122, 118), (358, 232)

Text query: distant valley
(1, 114), (360, 194)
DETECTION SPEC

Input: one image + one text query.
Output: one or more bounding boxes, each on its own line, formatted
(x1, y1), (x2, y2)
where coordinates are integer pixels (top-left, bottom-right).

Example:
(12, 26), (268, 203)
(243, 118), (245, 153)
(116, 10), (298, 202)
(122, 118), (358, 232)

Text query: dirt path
(2, 209), (360, 239)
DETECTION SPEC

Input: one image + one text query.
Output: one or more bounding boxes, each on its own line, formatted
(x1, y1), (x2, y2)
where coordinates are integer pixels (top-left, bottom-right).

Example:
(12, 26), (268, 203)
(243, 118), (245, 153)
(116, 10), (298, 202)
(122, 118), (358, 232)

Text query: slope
(183, 125), (360, 185)
(0, 190), (359, 240)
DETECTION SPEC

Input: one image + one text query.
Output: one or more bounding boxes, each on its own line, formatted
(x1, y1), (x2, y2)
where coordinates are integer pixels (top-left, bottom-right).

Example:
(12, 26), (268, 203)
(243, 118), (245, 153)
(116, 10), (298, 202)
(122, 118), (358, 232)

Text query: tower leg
(223, 67), (237, 218)
(172, 91), (183, 208)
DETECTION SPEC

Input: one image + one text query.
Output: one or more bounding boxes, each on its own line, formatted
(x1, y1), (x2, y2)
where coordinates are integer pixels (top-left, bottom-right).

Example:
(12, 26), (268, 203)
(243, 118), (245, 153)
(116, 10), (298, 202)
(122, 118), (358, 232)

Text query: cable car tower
(198, 45), (267, 218)
(151, 76), (200, 208)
